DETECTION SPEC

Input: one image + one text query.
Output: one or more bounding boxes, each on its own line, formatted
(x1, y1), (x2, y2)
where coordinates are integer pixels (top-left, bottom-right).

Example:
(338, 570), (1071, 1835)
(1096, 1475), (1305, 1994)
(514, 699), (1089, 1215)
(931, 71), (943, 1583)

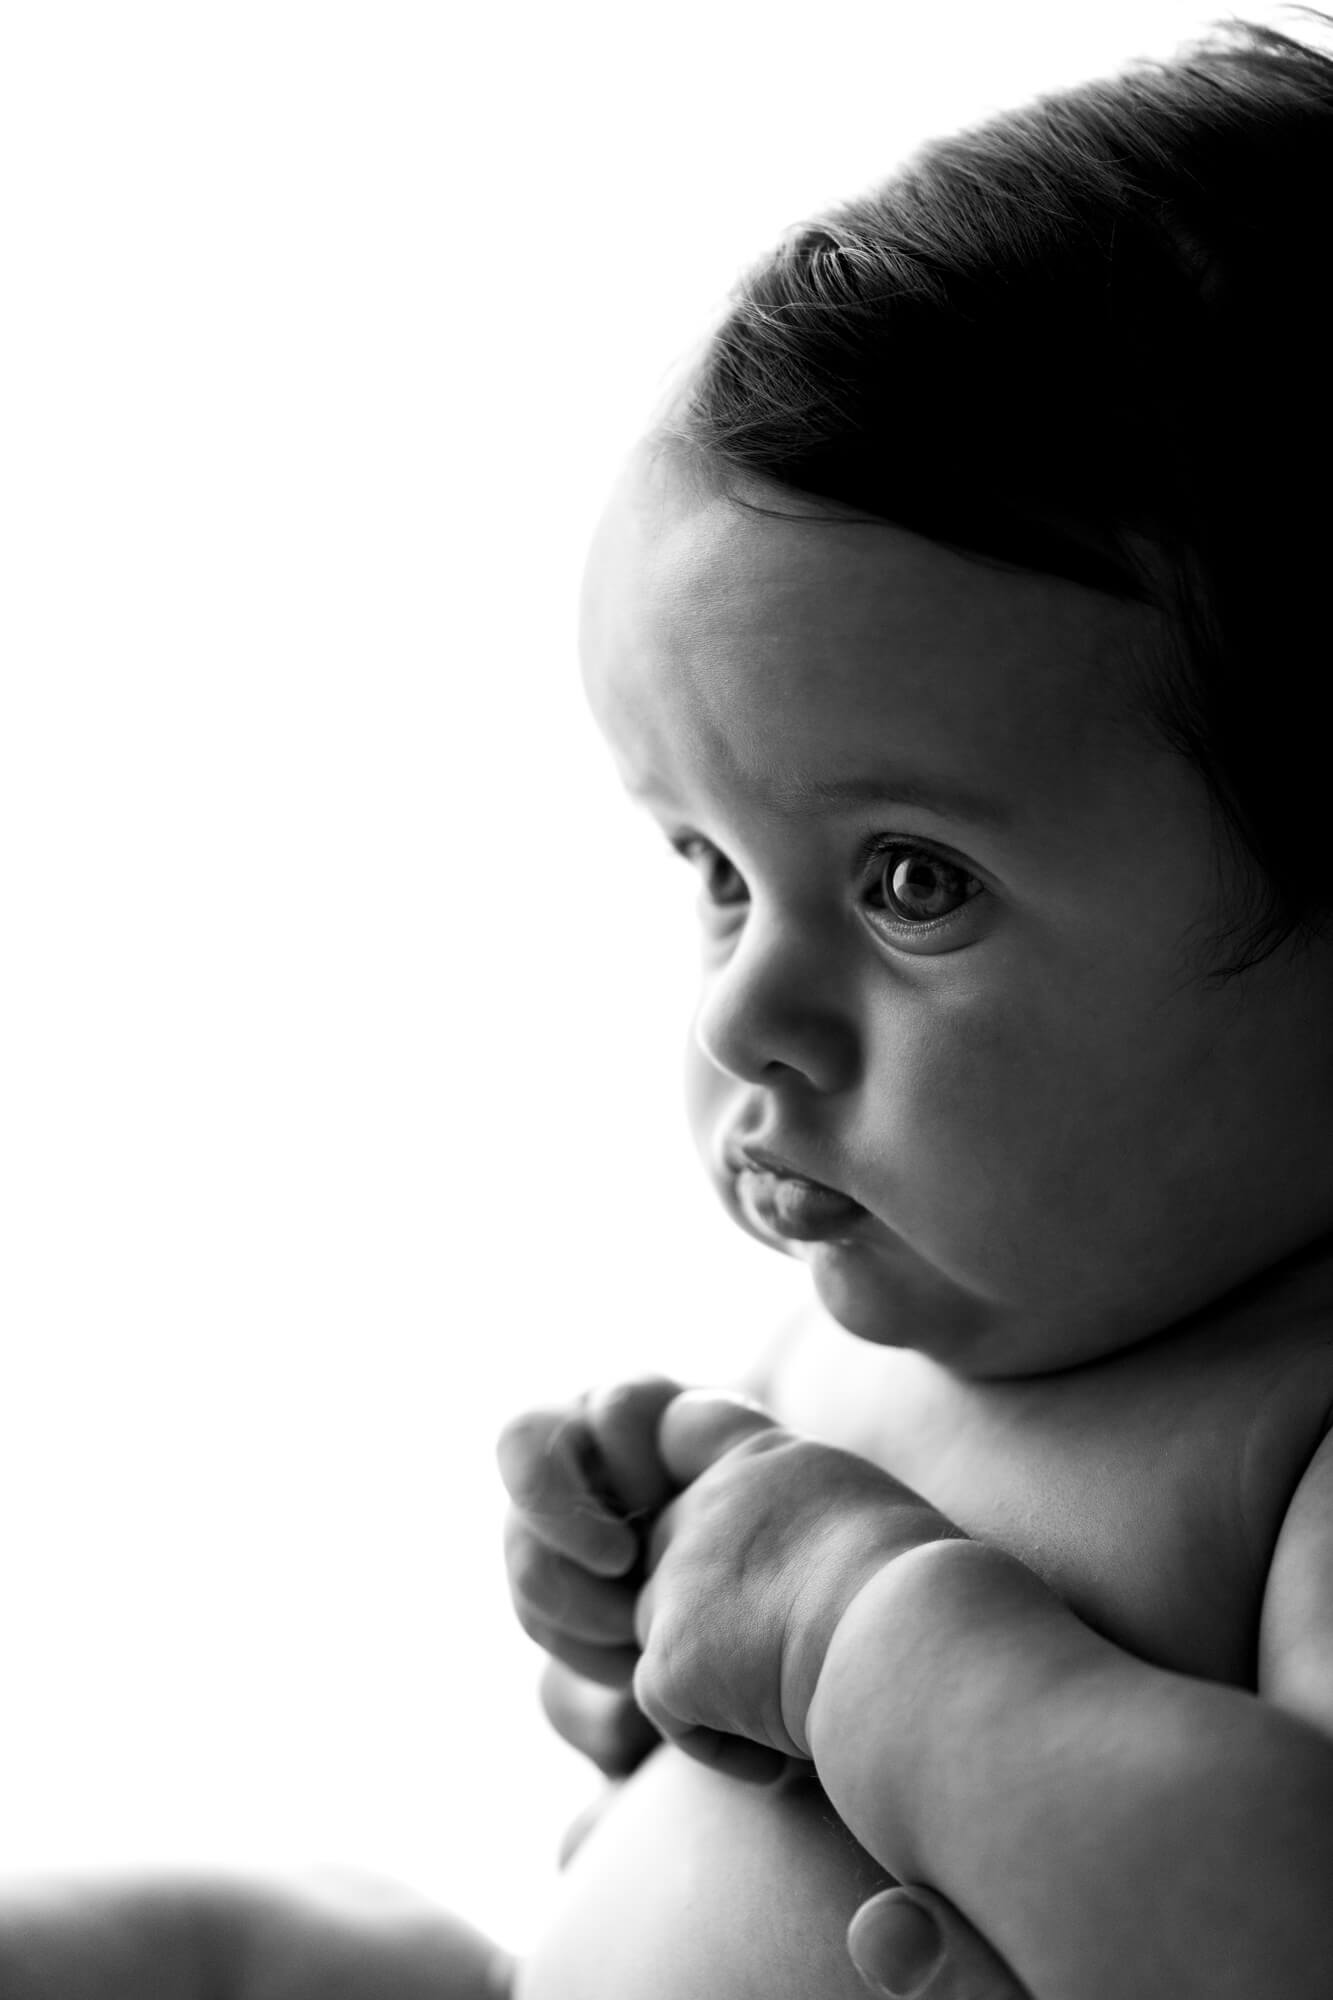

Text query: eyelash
(670, 833), (983, 936)
(859, 833), (983, 933)
(672, 835), (746, 908)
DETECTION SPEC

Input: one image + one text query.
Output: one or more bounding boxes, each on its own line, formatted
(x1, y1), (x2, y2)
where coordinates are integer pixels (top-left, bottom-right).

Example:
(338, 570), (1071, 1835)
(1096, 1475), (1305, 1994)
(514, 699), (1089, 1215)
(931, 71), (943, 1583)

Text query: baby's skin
(8, 405), (1331, 1999)
(502, 1263), (1333, 2000)
(0, 1872), (513, 1999)
(498, 434), (1333, 2000)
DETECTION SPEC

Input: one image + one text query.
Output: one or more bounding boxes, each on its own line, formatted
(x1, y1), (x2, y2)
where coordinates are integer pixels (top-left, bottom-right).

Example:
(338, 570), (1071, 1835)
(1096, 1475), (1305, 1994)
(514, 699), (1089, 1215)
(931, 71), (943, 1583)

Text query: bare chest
(767, 1307), (1333, 1687)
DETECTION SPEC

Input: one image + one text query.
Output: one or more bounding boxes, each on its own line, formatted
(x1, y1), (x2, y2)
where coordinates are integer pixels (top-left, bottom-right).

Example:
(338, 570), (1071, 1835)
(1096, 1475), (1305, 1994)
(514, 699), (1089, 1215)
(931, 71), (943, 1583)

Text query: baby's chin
(799, 1237), (1006, 1368)
(804, 1240), (1186, 1380)
(715, 1174), (1082, 1375)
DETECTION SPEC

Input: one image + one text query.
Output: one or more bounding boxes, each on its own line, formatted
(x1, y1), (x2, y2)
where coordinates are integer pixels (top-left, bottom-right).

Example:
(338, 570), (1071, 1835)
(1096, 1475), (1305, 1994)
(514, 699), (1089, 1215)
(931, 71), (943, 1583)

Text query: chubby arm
(0, 1872), (510, 2000)
(806, 1431), (1333, 2000)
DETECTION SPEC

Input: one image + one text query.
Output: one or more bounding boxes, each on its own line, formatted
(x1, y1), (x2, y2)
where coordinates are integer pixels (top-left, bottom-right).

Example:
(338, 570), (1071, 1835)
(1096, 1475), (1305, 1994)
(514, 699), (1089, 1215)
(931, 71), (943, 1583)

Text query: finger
(848, 1887), (1028, 1999)
(504, 1512), (640, 1644)
(496, 1406), (638, 1575)
(538, 1661), (660, 1776)
(583, 1375), (686, 1519)
(516, 1619), (641, 1689)
(656, 1388), (780, 1486)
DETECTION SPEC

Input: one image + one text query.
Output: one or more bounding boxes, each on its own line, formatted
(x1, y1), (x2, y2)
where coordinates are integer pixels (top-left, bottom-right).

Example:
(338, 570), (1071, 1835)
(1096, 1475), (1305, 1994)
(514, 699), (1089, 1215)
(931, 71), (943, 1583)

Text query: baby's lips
(735, 1164), (867, 1241)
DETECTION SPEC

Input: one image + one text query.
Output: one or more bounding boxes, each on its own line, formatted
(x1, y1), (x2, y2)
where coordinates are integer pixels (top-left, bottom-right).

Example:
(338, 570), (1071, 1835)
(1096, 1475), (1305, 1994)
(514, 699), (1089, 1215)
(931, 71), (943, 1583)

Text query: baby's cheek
(682, 1025), (732, 1162)
(865, 996), (1057, 1213)
(891, 1004), (1153, 1302)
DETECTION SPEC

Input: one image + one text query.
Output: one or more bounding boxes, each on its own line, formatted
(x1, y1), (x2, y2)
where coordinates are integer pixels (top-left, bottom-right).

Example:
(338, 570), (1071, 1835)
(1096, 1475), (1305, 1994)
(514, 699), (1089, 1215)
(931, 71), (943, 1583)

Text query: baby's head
(580, 20), (1333, 1379)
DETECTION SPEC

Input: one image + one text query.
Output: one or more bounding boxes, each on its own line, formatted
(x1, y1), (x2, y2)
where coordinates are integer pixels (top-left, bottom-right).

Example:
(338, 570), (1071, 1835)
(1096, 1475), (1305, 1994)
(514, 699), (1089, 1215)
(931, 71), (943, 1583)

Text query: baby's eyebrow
(764, 770), (1011, 830)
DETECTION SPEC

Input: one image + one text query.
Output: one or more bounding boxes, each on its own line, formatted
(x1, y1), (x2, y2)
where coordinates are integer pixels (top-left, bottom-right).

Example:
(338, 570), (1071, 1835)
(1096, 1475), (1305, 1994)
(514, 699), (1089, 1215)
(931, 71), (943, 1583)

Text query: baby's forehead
(582, 440), (1163, 771)
(581, 439), (749, 636)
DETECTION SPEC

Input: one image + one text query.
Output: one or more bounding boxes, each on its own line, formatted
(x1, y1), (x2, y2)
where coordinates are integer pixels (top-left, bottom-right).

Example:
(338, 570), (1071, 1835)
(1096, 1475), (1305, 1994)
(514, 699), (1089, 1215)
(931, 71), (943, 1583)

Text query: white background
(0, 0), (1295, 1956)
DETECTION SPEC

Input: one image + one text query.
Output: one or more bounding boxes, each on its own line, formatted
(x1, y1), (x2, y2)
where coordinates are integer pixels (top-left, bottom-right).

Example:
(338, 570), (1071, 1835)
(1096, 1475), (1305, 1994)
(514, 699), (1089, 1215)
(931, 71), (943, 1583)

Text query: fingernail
(854, 1894), (943, 1996)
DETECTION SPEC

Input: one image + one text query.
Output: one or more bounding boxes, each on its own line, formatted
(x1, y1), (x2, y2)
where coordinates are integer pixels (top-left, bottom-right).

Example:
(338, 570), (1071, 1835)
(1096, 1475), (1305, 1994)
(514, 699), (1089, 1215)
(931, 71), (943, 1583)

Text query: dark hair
(669, 15), (1333, 970)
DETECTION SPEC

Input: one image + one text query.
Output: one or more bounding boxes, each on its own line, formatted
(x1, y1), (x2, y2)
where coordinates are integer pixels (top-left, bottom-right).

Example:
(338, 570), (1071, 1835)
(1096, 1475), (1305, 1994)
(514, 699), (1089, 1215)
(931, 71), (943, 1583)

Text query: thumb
(656, 1388), (780, 1485)
(848, 1887), (1027, 1999)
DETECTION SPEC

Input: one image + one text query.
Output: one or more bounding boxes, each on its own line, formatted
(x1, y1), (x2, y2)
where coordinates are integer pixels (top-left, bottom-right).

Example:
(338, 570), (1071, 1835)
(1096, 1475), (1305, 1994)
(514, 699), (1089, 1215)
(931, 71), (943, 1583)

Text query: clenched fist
(632, 1390), (961, 1780)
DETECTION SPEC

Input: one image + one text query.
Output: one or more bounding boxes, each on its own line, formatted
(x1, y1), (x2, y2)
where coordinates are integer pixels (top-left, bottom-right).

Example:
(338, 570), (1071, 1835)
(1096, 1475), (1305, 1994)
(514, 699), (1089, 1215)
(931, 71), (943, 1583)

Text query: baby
(3, 18), (1332, 2000)
(497, 16), (1333, 2000)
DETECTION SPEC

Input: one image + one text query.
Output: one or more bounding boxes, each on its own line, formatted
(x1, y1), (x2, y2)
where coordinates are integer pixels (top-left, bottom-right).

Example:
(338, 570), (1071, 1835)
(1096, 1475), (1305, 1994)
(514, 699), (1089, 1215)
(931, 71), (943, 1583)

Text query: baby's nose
(693, 909), (859, 1093)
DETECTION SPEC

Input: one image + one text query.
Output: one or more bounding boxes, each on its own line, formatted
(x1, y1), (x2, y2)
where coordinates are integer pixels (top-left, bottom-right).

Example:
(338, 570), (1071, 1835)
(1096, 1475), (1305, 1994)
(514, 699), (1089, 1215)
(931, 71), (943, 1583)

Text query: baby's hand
(634, 1391), (959, 1780)
(497, 1375), (683, 1689)
(538, 1658), (661, 1777)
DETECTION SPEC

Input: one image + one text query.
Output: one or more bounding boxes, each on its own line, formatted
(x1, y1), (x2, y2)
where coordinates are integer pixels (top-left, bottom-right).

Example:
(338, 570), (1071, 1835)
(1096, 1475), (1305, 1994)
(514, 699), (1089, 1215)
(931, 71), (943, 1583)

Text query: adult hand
(848, 1887), (1031, 2000)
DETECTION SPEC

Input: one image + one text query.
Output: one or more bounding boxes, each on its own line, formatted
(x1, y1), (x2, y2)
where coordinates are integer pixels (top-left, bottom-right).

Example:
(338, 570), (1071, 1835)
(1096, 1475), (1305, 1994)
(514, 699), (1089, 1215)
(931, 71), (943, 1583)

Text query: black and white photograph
(2, 3), (1329, 1994)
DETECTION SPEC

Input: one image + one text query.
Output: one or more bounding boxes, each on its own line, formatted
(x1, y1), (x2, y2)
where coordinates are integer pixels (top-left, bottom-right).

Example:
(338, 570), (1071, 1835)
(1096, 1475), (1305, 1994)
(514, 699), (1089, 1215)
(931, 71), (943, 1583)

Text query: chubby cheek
(860, 989), (1119, 1266)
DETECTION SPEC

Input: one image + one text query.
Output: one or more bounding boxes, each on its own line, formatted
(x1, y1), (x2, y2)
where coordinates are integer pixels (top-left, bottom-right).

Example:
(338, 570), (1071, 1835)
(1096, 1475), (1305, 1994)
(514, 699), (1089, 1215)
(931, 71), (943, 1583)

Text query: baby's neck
(1156, 1227), (1333, 1355)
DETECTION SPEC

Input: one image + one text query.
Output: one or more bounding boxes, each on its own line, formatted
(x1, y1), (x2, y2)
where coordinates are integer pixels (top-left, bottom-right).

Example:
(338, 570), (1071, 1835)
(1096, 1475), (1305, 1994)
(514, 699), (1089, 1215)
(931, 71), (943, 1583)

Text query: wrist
(809, 1538), (1060, 1876)
(807, 1545), (938, 1873)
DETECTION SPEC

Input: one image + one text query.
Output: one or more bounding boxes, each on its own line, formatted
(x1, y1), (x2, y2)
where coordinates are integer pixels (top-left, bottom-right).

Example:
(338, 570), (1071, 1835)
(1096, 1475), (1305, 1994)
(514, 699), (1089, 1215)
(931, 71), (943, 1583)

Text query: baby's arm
(614, 1389), (1333, 1999)
(502, 1381), (1034, 2000)
(805, 1431), (1333, 2000)
(0, 1872), (511, 1999)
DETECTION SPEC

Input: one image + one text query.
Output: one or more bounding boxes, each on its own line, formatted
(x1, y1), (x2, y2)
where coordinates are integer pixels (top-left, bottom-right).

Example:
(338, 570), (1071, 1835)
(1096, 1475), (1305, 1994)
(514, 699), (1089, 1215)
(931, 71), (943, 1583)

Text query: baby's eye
(673, 835), (747, 908)
(866, 845), (981, 926)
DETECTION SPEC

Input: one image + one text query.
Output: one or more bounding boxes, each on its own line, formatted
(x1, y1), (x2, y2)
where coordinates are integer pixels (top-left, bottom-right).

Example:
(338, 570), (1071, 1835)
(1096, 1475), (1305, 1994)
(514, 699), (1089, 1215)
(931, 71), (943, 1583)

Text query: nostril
(690, 909), (862, 1094)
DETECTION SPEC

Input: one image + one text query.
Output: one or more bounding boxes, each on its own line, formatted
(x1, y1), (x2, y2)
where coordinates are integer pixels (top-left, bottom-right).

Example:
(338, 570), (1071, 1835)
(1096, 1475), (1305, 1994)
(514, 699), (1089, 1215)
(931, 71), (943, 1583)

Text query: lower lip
(734, 1167), (868, 1243)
